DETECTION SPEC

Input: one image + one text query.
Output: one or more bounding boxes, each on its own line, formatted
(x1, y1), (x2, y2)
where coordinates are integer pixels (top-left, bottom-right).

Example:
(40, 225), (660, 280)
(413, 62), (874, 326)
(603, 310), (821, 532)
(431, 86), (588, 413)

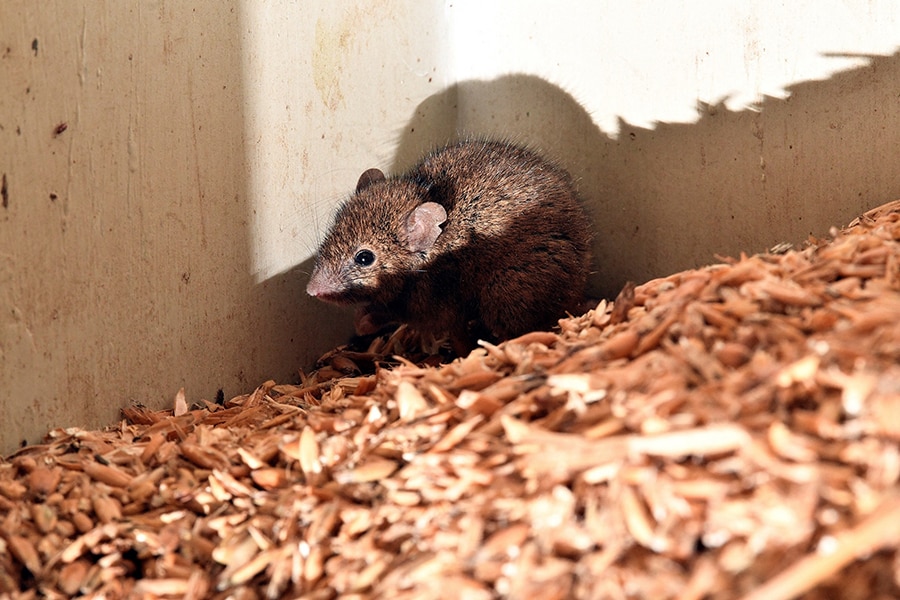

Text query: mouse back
(307, 139), (594, 352)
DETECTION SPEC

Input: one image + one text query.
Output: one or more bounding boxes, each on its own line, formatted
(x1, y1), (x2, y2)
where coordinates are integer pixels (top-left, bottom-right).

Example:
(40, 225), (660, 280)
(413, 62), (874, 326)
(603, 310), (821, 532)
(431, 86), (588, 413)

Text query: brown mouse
(306, 139), (593, 354)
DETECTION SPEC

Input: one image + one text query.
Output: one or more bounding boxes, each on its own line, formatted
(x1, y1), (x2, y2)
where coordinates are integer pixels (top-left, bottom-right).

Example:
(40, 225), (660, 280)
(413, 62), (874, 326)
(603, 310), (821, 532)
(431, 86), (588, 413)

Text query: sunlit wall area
(241, 2), (456, 281)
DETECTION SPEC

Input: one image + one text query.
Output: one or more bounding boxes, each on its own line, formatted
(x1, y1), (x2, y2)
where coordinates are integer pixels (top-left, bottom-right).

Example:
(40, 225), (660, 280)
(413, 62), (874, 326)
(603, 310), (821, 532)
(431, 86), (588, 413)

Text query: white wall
(1, 1), (899, 454)
(450, 1), (900, 137)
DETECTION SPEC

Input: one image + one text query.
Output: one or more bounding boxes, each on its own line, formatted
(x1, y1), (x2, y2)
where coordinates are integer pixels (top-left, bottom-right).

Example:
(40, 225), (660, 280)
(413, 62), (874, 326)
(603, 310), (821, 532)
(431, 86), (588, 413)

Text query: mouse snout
(306, 266), (342, 298)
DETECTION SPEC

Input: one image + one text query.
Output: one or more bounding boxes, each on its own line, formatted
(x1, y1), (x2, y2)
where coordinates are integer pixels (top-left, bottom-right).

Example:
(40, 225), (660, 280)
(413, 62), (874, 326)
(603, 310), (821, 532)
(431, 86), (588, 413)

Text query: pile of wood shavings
(3, 202), (900, 600)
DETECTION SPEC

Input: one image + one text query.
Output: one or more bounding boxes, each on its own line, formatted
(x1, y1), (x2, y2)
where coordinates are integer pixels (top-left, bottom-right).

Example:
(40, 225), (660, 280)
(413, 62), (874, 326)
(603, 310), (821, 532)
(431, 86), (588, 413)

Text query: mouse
(306, 139), (593, 355)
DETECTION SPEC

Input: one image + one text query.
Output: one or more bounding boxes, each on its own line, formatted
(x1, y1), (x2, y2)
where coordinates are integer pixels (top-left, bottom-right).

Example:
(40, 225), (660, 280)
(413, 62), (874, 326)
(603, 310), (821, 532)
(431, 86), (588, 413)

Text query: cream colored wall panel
(2, 2), (252, 452)
(0, 1), (451, 454)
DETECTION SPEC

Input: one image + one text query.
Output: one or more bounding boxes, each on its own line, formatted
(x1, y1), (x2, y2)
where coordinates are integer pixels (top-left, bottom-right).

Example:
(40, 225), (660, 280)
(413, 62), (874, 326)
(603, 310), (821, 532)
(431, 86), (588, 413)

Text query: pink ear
(405, 202), (447, 252)
(356, 168), (385, 192)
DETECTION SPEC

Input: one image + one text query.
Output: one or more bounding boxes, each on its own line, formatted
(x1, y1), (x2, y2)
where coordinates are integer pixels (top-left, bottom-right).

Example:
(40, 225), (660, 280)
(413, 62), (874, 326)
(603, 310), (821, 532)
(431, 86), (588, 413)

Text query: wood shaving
(3, 200), (900, 598)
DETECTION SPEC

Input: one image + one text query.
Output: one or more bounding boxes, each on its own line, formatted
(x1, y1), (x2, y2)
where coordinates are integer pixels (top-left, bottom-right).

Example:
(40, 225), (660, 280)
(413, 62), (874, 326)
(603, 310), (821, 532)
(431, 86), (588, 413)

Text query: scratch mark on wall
(79, 9), (87, 86)
(127, 123), (139, 173)
(187, 76), (208, 249)
(1, 174), (8, 209)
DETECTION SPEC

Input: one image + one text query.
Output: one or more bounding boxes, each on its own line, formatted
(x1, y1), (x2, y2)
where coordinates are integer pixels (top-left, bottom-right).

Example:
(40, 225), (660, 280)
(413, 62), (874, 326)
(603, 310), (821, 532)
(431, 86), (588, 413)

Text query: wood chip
(81, 460), (133, 488)
(3, 199), (900, 598)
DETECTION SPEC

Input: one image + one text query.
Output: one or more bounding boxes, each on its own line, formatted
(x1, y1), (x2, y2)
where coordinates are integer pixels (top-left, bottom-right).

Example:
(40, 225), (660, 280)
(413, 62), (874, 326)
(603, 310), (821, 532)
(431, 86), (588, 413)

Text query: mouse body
(306, 139), (592, 353)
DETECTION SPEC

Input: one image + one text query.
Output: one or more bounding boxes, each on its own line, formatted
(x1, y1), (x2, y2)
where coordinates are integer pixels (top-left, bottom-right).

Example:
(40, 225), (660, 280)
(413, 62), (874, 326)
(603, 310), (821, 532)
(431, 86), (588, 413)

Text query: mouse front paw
(354, 305), (395, 336)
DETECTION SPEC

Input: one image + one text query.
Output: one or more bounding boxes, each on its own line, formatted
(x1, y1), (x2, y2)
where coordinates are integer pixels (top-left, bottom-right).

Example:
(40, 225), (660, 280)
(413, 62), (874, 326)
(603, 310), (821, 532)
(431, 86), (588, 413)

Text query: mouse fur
(306, 139), (593, 354)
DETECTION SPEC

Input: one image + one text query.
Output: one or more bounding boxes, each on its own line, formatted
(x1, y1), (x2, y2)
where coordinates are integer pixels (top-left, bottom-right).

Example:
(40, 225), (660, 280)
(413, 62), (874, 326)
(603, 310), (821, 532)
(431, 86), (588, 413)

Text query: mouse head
(306, 169), (448, 305)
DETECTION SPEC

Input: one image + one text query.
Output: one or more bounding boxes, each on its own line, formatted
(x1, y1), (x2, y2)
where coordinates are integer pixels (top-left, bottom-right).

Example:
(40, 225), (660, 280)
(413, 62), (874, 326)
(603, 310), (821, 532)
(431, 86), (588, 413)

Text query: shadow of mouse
(308, 59), (900, 368)
(389, 63), (900, 302)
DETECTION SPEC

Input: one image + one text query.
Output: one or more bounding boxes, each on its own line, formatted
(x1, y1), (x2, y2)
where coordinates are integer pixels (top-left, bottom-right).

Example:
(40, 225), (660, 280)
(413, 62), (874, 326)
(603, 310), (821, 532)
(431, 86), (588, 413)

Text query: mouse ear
(405, 202), (447, 253)
(356, 168), (385, 192)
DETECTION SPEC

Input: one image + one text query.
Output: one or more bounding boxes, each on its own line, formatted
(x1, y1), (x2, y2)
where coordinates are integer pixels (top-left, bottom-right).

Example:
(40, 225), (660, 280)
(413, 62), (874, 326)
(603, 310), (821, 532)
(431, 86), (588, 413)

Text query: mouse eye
(354, 249), (376, 267)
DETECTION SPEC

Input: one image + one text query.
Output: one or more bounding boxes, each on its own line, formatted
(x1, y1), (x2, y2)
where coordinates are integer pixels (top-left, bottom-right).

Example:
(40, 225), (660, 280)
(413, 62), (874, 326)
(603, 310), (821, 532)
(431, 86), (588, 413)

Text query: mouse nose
(306, 266), (342, 299)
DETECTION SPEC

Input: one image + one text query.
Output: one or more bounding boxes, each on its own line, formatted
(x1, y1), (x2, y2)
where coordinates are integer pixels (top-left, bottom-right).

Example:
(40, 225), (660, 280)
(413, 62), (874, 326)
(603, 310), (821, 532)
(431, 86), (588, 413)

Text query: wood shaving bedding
(3, 200), (900, 599)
